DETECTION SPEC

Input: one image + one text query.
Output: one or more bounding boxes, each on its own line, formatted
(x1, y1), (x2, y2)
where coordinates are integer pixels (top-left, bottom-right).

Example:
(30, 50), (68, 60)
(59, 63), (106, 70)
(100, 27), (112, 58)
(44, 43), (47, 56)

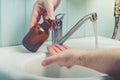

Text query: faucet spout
(58, 13), (97, 45)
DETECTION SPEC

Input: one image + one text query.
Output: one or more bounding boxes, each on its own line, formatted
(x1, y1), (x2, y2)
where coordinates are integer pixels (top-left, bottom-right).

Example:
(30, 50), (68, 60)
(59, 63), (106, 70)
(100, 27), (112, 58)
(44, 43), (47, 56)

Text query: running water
(92, 21), (98, 49)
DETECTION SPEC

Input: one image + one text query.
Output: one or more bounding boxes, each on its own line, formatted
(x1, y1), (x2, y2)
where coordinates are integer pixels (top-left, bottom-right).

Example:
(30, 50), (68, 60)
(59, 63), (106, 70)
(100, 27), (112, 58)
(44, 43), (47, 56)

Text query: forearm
(76, 48), (120, 76)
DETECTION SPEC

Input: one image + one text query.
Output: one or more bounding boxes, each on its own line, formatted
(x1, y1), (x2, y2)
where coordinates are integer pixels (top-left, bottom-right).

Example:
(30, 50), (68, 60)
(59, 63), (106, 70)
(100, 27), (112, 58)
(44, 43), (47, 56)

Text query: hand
(29, 0), (60, 29)
(42, 44), (120, 77)
(41, 44), (87, 67)
(47, 44), (70, 55)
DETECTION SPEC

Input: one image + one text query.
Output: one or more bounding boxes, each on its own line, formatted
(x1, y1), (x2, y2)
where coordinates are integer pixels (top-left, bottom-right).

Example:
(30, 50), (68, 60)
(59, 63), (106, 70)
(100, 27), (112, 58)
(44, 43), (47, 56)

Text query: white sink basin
(23, 36), (120, 79)
(23, 54), (106, 78)
(1, 36), (120, 79)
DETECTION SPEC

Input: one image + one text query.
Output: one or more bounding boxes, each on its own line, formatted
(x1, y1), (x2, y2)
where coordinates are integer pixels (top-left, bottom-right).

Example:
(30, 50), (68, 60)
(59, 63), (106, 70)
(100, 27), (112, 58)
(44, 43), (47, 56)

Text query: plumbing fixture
(52, 14), (64, 44)
(52, 13), (97, 45)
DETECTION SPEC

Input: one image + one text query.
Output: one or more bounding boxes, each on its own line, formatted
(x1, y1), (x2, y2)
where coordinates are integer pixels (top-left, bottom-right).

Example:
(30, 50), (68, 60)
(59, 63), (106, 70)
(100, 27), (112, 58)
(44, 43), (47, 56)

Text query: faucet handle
(52, 13), (65, 29)
(52, 14), (65, 44)
(55, 13), (65, 21)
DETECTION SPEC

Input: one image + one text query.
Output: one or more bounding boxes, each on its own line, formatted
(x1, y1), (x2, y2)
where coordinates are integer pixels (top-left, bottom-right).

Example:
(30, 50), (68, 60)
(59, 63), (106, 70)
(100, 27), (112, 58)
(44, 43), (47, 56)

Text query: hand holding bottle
(29, 0), (60, 29)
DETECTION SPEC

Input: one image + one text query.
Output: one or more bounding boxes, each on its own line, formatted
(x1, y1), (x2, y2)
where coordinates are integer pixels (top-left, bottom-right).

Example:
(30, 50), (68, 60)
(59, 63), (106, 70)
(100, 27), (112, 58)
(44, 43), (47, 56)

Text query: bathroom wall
(0, 0), (1, 46)
(65, 0), (87, 38)
(66, 0), (114, 38)
(0, 0), (115, 46)
(86, 0), (114, 37)
(0, 0), (26, 46)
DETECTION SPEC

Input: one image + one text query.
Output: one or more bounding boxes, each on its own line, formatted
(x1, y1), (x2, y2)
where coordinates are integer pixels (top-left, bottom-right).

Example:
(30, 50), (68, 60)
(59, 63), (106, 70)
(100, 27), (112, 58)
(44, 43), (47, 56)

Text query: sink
(22, 36), (120, 79)
(23, 54), (106, 78)
(1, 36), (120, 79)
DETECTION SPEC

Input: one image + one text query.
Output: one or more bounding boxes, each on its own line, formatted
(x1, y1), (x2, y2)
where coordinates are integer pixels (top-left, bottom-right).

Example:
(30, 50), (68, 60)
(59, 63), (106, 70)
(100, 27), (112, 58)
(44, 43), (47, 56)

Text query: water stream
(92, 21), (98, 49)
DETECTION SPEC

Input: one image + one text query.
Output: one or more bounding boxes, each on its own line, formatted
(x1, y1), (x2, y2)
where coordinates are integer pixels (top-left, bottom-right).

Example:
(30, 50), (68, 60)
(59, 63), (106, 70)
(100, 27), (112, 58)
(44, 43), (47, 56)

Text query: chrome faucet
(52, 14), (65, 44)
(52, 13), (97, 45)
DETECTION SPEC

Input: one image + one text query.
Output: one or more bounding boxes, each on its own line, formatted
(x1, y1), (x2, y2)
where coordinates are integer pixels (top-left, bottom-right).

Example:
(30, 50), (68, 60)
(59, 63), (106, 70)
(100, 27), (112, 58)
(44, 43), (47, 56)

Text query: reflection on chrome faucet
(52, 13), (97, 46)
(52, 14), (65, 44)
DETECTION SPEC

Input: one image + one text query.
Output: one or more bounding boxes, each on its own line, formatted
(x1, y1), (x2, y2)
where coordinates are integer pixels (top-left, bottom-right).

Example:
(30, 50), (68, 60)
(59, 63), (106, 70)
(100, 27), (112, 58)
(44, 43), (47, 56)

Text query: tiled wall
(0, 0), (114, 46)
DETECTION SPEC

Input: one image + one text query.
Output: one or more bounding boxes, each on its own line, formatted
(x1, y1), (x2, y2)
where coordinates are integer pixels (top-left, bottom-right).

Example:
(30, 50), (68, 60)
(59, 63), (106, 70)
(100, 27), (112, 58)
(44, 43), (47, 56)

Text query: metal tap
(52, 14), (65, 44)
(52, 13), (97, 45)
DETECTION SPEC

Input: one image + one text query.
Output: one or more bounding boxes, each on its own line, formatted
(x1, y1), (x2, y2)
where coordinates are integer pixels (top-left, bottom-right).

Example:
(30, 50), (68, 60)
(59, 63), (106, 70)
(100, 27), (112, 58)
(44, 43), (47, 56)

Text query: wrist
(74, 50), (90, 66)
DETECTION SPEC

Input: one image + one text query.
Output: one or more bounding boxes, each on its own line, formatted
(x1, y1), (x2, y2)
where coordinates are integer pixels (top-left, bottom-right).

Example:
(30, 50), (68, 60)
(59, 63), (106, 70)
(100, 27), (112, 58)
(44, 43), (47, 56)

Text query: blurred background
(0, 0), (114, 47)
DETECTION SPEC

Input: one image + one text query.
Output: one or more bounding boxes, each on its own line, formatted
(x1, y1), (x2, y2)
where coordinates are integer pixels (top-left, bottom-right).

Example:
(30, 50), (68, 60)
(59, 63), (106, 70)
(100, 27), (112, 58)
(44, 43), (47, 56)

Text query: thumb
(41, 55), (58, 66)
(29, 3), (42, 30)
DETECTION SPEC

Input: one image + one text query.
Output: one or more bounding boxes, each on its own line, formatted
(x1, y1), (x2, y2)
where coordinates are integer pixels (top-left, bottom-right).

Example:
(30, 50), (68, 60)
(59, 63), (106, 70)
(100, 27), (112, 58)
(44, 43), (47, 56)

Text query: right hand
(29, 0), (61, 29)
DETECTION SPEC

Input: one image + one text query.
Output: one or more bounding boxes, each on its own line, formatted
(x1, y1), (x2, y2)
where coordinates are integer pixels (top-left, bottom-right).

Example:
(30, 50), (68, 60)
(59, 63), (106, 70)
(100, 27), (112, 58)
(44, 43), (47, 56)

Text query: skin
(41, 44), (120, 78)
(29, 0), (60, 29)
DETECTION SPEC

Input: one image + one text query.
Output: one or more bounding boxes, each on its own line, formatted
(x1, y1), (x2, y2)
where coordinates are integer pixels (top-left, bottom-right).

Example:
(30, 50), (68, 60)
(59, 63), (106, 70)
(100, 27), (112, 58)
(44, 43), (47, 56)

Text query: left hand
(47, 44), (70, 55)
(41, 44), (86, 67)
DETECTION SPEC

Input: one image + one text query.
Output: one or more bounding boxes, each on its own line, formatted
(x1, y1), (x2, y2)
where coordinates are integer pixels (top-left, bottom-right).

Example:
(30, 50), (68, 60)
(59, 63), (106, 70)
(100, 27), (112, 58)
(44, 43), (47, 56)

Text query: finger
(43, 12), (49, 21)
(47, 45), (64, 55)
(55, 44), (67, 51)
(62, 45), (71, 49)
(52, 45), (62, 54)
(29, 3), (42, 29)
(53, 0), (61, 9)
(43, 1), (55, 20)
(47, 45), (62, 55)
(43, 0), (60, 20)
(47, 45), (58, 55)
(41, 55), (59, 66)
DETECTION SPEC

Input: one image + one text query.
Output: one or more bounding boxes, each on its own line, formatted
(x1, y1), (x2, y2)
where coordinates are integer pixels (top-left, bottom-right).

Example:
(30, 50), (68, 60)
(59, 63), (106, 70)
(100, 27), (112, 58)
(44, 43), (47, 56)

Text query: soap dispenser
(22, 19), (56, 52)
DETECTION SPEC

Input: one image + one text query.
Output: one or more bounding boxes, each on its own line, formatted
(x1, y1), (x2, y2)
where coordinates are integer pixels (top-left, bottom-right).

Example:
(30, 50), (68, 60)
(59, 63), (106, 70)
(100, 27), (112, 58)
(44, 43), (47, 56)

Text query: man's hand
(29, 0), (60, 29)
